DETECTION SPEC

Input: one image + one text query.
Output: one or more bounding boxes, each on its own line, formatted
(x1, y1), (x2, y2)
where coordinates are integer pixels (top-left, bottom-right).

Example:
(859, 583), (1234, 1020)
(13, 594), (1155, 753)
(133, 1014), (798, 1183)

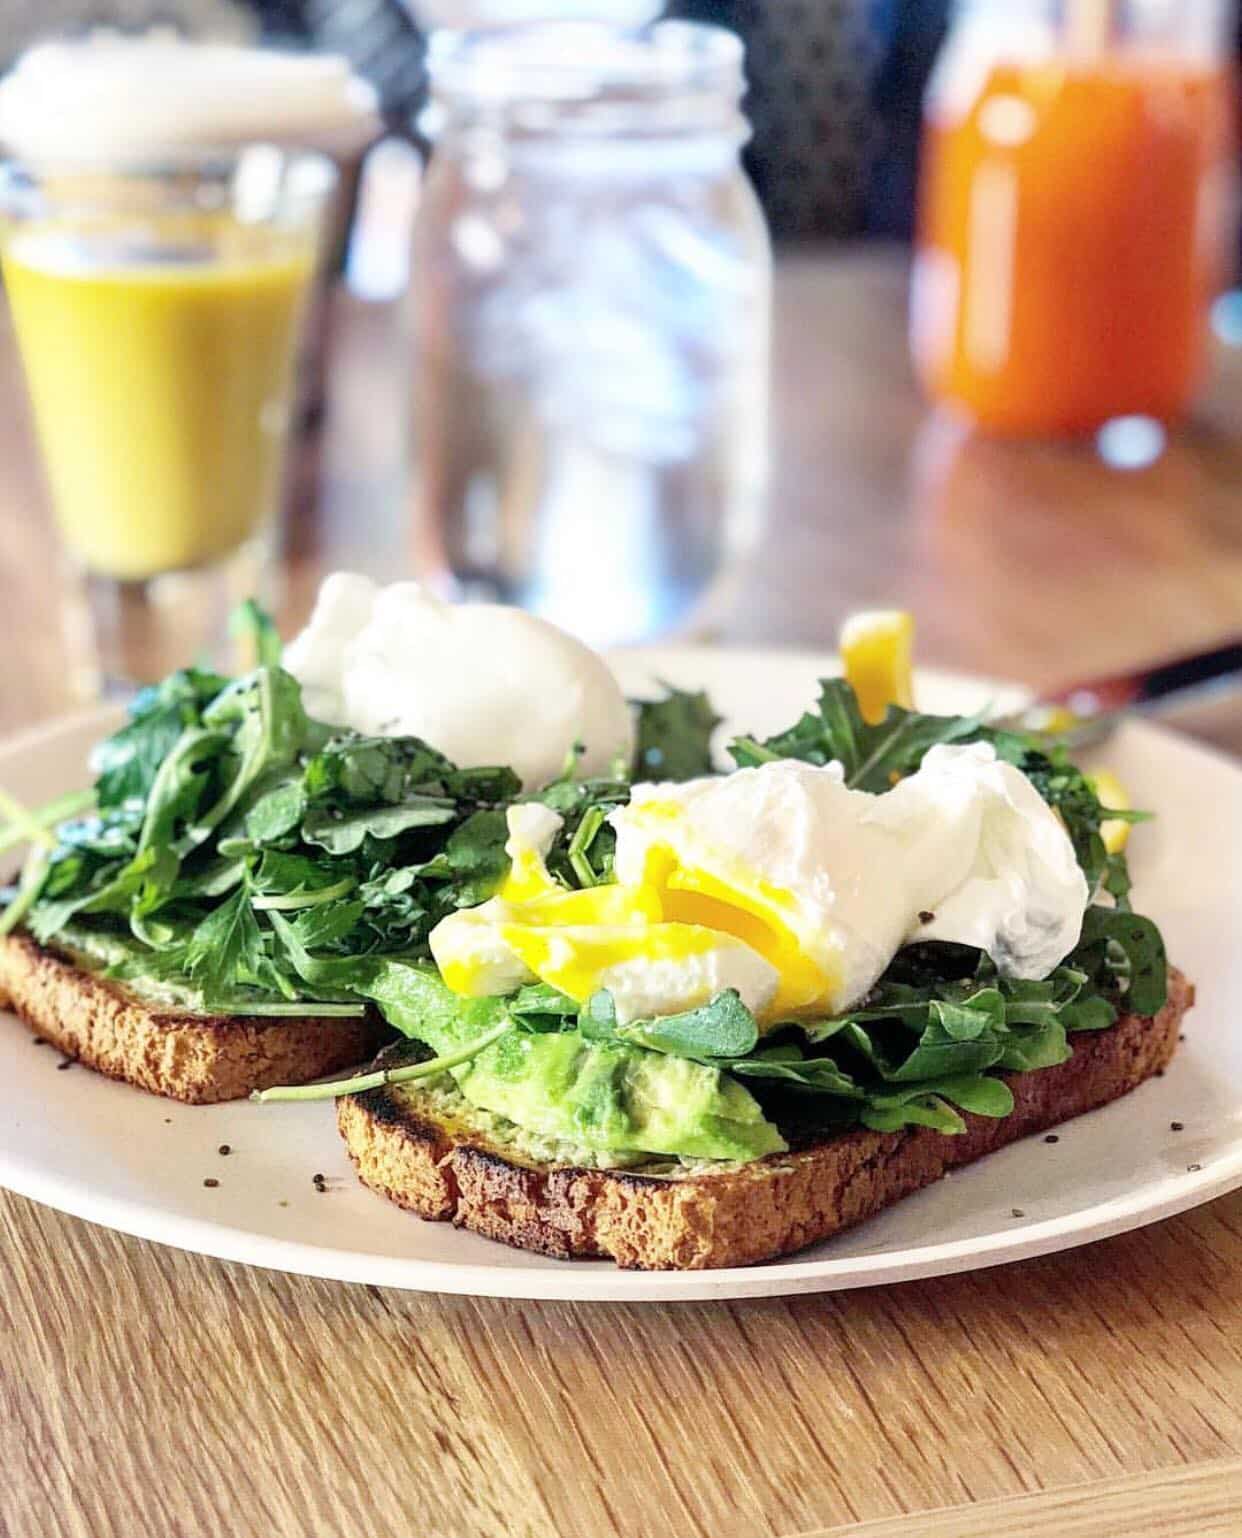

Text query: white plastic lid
(0, 36), (381, 165)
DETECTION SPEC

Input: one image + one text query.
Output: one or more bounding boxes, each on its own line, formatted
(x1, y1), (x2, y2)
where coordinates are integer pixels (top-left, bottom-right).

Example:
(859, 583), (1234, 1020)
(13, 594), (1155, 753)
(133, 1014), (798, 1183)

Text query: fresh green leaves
(302, 798), (457, 855)
(1070, 906), (1168, 1017)
(304, 733), (519, 809)
(12, 652), (533, 1013)
(730, 677), (1145, 910)
(183, 884), (263, 1000)
(419, 811), (512, 909)
(861, 1075), (1014, 1135)
(91, 667), (229, 811)
(632, 686), (721, 782)
(11, 630), (1173, 1164)
(730, 678), (981, 791)
(562, 942), (1128, 1141)
(731, 1049), (863, 1099)
(245, 782), (306, 843)
(581, 988), (761, 1061)
(230, 598), (283, 670)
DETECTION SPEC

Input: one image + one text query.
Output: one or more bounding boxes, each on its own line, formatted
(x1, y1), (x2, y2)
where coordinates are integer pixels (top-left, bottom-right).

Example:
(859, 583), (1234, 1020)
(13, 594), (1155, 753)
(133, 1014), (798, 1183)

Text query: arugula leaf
(847, 1016), (1007, 1082)
(578, 989), (621, 1044)
(27, 844), (178, 943)
(288, 898), (366, 950)
(169, 854), (247, 900)
(362, 958), (511, 1045)
(183, 884), (263, 1001)
(303, 735), (518, 808)
(266, 909), (381, 993)
(1059, 994), (1116, 1032)
(732, 1052), (863, 1098)
(861, 1073), (1014, 1134)
(529, 776), (628, 889)
(421, 810), (511, 908)
(302, 798), (457, 855)
(134, 728), (230, 858)
(731, 678), (981, 791)
(442, 765), (522, 803)
(632, 686), (721, 782)
(507, 983), (579, 1018)
(229, 598), (283, 670)
(566, 804), (607, 887)
(616, 990), (761, 1060)
(90, 668), (229, 811)
(1070, 906), (1168, 1017)
(251, 850), (342, 895)
(245, 780), (306, 843)
(995, 1018), (1072, 1071)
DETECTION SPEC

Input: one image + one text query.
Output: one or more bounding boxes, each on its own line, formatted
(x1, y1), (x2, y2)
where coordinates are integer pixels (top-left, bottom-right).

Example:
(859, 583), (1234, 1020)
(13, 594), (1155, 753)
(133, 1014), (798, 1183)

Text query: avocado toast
(337, 971), (1190, 1269)
(0, 588), (1188, 1269)
(0, 929), (383, 1103)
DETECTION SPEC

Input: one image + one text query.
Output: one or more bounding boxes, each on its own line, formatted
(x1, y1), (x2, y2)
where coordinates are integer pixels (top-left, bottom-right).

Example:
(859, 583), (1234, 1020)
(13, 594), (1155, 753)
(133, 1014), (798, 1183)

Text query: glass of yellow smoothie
(0, 147), (336, 687)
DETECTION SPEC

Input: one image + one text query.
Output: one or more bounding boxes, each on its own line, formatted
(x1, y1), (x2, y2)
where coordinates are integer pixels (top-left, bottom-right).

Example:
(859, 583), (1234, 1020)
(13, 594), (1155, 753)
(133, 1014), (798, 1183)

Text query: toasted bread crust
(337, 969), (1193, 1270)
(0, 933), (385, 1104)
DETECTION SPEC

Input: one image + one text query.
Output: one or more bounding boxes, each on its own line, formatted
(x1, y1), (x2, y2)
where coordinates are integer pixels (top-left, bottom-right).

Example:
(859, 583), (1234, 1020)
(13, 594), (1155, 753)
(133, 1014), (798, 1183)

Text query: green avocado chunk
(365, 962), (787, 1163)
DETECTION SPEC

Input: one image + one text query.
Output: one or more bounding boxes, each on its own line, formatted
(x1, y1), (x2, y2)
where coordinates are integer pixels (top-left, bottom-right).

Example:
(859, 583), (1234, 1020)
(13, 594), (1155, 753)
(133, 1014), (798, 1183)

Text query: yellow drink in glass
(4, 223), (313, 580)
(0, 151), (334, 688)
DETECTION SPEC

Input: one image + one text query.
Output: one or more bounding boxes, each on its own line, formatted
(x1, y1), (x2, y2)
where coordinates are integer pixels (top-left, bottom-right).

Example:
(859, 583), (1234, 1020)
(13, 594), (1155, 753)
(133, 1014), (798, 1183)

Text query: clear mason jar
(410, 20), (771, 648)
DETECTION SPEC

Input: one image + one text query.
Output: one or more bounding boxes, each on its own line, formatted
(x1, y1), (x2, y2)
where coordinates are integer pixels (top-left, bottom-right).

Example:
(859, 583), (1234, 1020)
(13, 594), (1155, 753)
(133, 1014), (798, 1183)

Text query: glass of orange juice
(0, 147), (335, 688)
(912, 0), (1236, 438)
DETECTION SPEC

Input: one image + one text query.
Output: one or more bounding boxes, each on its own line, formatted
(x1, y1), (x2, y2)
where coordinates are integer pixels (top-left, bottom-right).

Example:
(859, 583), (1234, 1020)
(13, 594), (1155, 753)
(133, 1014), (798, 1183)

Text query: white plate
(0, 648), (1238, 1303)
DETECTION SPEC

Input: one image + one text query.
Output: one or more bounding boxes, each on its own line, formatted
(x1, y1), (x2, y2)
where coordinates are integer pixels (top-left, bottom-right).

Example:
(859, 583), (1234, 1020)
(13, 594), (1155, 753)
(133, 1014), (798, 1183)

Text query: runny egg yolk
(499, 921), (740, 1007)
(620, 839), (839, 1019)
(428, 802), (837, 1025)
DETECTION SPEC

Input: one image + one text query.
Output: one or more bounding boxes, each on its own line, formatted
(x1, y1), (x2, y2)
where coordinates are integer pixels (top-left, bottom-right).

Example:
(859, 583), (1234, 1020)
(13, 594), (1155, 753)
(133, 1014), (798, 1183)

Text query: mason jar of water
(411, 20), (771, 649)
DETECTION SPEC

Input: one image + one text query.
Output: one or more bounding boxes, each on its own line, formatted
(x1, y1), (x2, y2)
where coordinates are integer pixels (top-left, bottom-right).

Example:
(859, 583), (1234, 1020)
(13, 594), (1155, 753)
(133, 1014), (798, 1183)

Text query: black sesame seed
(919, 911), (935, 924)
(1180, 1033), (1187, 1042)
(203, 1178), (219, 1189)
(312, 1172), (326, 1184)
(31, 1036), (47, 1046)
(56, 1057), (75, 1071)
(1011, 1207), (1025, 1218)
(1171, 1121), (1184, 1131)
(1155, 1069), (1165, 1078)
(218, 1144), (231, 1156)
(1187, 1163), (1202, 1173)
(164, 1117), (172, 1124)
(1044, 1134), (1059, 1144)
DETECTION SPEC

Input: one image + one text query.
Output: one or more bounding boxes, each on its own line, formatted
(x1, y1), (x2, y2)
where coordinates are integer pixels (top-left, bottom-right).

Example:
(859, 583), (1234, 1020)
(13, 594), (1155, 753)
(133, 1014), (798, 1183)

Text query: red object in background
(912, 46), (1235, 437)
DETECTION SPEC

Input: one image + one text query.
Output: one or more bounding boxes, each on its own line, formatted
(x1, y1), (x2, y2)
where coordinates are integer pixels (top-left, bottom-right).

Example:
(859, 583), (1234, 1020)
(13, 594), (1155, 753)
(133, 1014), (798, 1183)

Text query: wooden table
(2, 249), (1241, 1538)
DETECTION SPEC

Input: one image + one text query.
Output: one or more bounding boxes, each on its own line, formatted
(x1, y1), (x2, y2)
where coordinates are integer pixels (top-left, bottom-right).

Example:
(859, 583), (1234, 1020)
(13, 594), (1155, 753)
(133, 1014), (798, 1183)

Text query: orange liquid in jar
(913, 57), (1232, 436)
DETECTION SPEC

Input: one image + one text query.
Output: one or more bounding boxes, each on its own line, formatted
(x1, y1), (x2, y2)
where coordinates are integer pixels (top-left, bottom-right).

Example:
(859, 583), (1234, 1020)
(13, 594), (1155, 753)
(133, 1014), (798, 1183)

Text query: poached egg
(284, 573), (634, 791)
(429, 744), (1090, 1026)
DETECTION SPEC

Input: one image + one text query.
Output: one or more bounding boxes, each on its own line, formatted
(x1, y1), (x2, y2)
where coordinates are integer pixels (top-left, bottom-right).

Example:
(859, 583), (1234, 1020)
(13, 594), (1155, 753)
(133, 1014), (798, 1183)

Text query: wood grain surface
(808, 1461), (1242, 1538)
(1, 249), (1241, 1538)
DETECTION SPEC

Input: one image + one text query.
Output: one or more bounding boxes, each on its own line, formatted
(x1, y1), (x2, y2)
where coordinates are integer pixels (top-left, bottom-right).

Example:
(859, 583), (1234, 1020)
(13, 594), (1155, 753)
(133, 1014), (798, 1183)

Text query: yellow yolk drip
(501, 837), (562, 902)
(631, 843), (839, 1018)
(499, 922), (730, 1007)
(431, 801), (843, 1023)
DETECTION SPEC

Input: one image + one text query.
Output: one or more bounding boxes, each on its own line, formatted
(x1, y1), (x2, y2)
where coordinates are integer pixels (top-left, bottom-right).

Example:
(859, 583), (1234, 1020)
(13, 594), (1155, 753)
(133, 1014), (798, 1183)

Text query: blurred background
(0, 0), (1229, 239)
(0, 0), (1239, 749)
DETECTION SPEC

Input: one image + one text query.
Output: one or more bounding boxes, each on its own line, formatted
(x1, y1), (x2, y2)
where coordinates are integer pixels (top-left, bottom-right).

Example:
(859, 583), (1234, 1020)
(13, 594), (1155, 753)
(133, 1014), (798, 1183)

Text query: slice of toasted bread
(0, 932), (386, 1104)
(337, 968), (1193, 1270)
